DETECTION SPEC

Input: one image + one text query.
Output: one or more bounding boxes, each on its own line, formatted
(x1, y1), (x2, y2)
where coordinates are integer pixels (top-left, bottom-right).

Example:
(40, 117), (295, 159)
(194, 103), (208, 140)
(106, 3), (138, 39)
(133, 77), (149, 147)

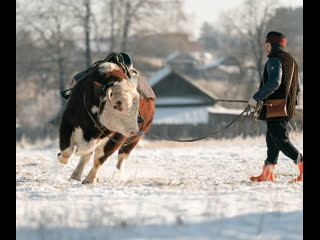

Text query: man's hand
(248, 97), (257, 107)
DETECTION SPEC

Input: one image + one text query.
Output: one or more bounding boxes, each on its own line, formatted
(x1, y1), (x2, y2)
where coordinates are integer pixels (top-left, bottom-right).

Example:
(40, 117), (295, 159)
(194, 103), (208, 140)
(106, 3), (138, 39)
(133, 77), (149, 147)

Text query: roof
(148, 66), (172, 87)
(148, 66), (218, 107)
(196, 56), (226, 71)
(164, 51), (180, 63)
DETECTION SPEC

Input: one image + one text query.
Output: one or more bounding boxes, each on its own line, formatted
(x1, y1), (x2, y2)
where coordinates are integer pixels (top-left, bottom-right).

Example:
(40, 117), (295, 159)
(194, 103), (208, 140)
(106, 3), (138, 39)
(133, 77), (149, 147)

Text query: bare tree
(109, 0), (161, 52)
(84, 0), (92, 67)
(220, 0), (278, 82)
(100, 0), (186, 52)
(16, 0), (78, 127)
(59, 0), (95, 67)
(17, 0), (75, 104)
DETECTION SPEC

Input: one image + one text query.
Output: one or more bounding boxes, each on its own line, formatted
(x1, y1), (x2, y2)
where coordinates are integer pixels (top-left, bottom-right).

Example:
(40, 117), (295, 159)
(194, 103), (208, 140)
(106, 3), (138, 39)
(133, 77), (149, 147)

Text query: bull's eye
(113, 101), (123, 112)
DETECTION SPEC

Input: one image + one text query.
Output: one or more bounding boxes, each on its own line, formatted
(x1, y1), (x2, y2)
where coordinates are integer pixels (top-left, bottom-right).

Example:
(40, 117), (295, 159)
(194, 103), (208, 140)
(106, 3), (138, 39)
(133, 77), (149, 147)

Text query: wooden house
(147, 66), (222, 139)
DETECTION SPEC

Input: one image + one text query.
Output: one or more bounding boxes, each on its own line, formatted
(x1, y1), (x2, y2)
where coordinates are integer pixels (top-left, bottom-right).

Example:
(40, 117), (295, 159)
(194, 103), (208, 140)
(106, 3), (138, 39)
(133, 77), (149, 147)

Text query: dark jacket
(253, 46), (300, 121)
(253, 57), (282, 101)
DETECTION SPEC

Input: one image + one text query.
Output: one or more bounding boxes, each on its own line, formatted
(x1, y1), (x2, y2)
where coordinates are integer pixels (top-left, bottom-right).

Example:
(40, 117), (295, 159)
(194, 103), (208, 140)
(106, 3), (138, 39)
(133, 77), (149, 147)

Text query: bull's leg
(57, 121), (73, 164)
(70, 153), (92, 181)
(116, 98), (155, 174)
(82, 133), (124, 184)
(117, 136), (142, 173)
(57, 146), (73, 165)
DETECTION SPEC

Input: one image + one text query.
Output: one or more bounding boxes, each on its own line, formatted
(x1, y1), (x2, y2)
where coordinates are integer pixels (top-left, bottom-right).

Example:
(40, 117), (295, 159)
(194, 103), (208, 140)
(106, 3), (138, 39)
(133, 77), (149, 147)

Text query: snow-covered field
(16, 134), (303, 240)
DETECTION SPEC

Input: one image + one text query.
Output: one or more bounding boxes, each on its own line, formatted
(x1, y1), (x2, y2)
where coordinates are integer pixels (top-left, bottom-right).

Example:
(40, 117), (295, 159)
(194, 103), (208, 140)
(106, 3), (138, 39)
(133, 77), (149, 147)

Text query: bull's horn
(137, 87), (150, 102)
(107, 87), (113, 103)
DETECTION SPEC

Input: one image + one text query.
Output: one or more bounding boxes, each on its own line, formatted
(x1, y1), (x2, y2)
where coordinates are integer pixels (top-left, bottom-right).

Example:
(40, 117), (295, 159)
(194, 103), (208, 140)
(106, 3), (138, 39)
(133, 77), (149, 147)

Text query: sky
(183, 0), (303, 38)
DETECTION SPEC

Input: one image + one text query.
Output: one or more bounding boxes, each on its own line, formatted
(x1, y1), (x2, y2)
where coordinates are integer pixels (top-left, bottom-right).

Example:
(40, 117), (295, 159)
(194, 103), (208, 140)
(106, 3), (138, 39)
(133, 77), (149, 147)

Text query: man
(248, 31), (303, 182)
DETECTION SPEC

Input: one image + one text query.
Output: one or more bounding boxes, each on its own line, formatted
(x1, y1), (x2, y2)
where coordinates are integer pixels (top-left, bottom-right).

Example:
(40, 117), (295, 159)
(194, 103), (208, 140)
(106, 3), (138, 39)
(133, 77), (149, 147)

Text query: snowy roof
(148, 66), (218, 103)
(164, 51), (199, 64)
(152, 106), (210, 125)
(196, 56), (226, 70)
(164, 51), (180, 63)
(148, 66), (172, 87)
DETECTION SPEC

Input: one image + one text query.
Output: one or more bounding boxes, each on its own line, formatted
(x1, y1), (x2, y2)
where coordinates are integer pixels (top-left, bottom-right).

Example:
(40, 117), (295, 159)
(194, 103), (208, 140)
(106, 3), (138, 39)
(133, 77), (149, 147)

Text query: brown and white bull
(57, 61), (155, 184)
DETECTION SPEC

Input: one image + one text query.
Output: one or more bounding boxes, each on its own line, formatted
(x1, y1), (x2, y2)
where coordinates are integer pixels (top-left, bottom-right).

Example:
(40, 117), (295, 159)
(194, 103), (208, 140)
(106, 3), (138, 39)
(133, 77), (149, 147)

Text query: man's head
(265, 31), (287, 55)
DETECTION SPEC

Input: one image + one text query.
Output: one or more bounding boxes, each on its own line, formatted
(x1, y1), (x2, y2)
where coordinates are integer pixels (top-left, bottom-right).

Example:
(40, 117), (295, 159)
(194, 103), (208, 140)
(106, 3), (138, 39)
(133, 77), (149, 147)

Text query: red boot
(292, 161), (303, 182)
(250, 165), (276, 182)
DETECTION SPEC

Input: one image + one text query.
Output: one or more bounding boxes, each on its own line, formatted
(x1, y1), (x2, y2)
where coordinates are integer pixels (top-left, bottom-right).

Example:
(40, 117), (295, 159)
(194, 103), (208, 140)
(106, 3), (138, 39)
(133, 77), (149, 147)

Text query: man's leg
(267, 120), (300, 162)
(268, 120), (303, 182)
(265, 122), (280, 165)
(250, 121), (278, 182)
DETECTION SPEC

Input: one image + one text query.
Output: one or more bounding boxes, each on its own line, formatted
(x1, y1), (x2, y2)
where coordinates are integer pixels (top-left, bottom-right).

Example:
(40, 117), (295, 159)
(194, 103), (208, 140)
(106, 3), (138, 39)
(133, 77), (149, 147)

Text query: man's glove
(248, 97), (258, 107)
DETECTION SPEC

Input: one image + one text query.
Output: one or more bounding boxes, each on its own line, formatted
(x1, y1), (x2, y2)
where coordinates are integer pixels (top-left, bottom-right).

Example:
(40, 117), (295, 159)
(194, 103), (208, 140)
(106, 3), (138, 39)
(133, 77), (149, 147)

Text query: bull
(57, 57), (155, 184)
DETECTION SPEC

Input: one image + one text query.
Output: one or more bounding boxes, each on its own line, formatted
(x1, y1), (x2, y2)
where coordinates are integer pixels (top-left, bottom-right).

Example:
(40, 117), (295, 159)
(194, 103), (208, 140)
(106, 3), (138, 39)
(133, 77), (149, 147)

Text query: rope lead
(144, 103), (262, 142)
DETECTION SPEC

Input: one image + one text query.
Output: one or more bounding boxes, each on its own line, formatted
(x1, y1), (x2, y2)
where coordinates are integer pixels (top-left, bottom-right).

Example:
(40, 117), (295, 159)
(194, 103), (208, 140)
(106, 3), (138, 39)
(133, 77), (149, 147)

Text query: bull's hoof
(81, 179), (91, 184)
(112, 168), (125, 181)
(81, 178), (97, 184)
(69, 174), (81, 181)
(57, 152), (68, 164)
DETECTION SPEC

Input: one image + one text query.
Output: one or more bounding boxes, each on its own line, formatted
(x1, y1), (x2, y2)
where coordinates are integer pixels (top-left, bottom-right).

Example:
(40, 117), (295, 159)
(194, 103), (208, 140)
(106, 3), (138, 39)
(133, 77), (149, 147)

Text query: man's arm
(296, 71), (301, 105)
(252, 57), (282, 102)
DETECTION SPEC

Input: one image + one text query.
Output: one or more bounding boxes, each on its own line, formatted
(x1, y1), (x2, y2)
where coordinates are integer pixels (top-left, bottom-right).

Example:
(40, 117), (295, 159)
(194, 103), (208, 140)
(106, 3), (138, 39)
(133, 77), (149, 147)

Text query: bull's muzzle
(128, 129), (139, 137)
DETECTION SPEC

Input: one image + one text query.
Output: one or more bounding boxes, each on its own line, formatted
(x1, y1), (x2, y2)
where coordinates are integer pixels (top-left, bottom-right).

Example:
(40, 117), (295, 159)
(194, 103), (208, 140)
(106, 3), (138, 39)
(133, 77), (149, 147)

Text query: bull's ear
(137, 87), (150, 102)
(93, 81), (105, 97)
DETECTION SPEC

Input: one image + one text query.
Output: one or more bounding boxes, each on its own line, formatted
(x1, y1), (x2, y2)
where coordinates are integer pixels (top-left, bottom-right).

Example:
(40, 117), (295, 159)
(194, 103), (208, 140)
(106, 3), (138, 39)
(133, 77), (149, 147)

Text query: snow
(16, 135), (303, 240)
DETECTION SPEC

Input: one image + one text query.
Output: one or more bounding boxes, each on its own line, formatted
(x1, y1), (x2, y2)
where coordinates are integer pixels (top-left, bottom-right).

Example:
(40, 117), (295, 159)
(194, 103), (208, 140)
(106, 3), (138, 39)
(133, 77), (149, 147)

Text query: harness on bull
(61, 52), (135, 99)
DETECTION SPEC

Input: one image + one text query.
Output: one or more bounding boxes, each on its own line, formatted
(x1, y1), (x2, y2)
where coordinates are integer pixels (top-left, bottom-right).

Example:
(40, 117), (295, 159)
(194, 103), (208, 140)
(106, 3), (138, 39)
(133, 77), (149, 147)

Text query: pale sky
(183, 0), (303, 38)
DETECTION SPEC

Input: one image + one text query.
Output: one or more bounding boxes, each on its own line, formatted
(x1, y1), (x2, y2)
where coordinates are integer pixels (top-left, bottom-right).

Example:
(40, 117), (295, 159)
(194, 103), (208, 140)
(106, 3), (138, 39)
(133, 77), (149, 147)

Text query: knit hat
(266, 31), (287, 47)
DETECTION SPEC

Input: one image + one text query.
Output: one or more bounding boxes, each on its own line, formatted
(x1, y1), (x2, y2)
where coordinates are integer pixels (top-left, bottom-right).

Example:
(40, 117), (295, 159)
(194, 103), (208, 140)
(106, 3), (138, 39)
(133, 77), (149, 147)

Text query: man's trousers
(264, 120), (300, 165)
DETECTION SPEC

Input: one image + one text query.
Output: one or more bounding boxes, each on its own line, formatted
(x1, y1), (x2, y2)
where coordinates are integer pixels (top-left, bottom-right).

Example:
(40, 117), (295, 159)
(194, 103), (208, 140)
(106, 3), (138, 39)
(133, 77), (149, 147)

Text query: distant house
(147, 66), (228, 139)
(149, 66), (219, 125)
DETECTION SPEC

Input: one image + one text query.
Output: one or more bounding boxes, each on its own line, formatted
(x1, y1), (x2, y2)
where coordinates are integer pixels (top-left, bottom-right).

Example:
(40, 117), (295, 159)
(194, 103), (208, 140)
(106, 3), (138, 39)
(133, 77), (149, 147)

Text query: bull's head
(95, 62), (143, 137)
